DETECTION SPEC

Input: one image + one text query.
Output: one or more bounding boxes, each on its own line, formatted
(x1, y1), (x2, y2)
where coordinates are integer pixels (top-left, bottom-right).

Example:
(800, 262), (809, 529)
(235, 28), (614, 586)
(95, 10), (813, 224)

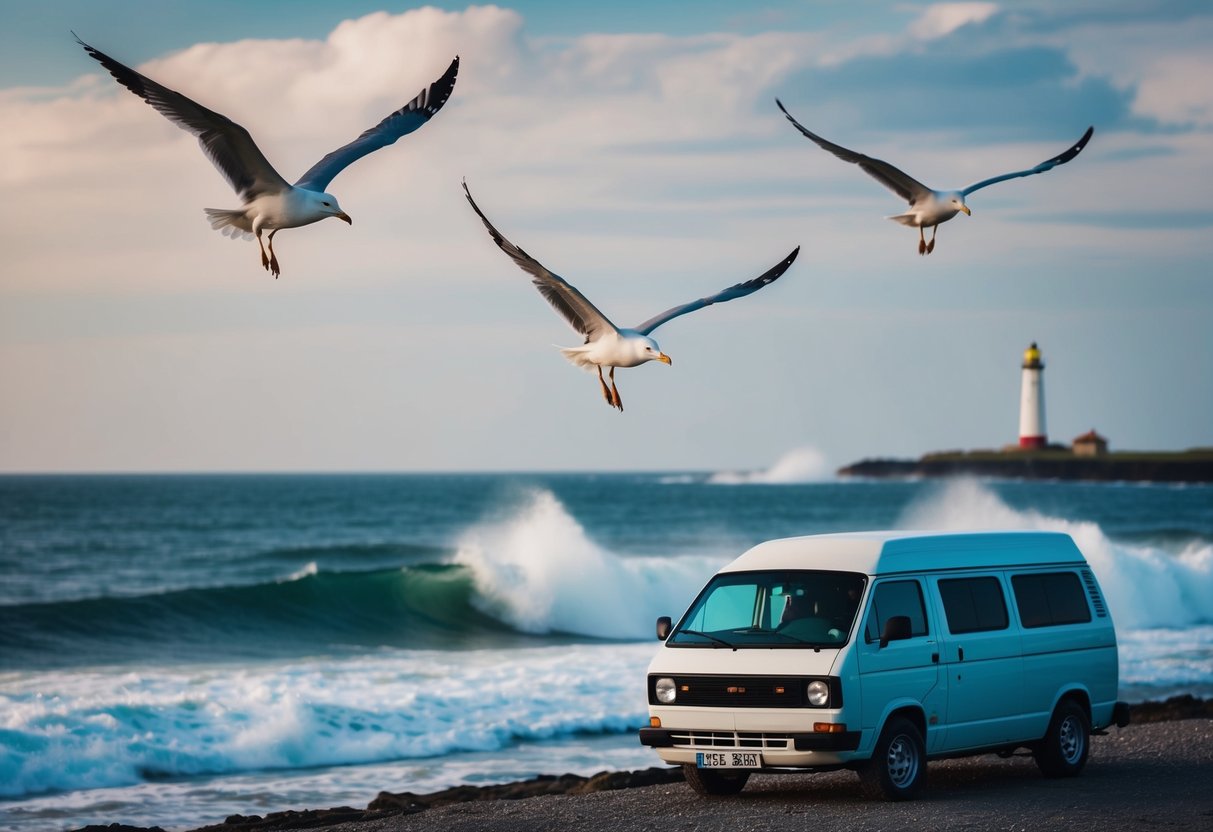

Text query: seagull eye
(322, 202), (331, 207)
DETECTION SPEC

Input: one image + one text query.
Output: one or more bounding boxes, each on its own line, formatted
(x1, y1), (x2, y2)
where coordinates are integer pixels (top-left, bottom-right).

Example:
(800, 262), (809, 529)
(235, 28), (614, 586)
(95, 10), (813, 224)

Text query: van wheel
(1034, 699), (1090, 778)
(859, 716), (926, 801)
(681, 764), (750, 796)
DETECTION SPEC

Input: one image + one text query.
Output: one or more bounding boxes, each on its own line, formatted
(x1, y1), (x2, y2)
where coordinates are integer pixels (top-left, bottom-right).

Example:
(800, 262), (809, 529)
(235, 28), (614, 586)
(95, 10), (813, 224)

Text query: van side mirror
(656, 616), (672, 641)
(879, 615), (912, 648)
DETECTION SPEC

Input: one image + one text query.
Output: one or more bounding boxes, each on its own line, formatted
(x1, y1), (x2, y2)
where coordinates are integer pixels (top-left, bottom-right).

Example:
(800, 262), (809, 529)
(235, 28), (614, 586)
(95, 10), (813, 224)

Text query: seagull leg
(267, 230), (280, 279)
(597, 366), (614, 406)
(918, 226), (927, 256)
(608, 367), (623, 412)
(926, 225), (937, 255)
(256, 229), (270, 271)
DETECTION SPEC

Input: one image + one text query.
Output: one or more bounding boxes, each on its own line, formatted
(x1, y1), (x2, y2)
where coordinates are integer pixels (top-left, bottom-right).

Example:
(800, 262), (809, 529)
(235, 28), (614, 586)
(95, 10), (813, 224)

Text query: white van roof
(720, 530), (1086, 577)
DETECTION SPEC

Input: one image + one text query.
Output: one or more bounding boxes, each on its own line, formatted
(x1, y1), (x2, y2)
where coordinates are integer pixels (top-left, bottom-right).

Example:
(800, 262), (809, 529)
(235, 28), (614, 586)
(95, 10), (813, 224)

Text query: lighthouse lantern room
(1018, 342), (1047, 449)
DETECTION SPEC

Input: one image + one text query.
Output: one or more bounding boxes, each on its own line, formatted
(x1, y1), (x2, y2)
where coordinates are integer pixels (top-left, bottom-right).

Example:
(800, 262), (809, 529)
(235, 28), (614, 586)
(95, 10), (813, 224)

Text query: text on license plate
(696, 751), (761, 768)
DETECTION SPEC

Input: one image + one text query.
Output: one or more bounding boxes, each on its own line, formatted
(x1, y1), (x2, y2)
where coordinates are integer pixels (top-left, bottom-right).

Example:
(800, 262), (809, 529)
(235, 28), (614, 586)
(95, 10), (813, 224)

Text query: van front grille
(649, 674), (842, 708)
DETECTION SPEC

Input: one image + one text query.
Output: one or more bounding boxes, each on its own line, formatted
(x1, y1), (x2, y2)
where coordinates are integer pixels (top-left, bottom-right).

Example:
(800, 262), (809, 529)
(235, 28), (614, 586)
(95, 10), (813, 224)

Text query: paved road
(326, 720), (1213, 832)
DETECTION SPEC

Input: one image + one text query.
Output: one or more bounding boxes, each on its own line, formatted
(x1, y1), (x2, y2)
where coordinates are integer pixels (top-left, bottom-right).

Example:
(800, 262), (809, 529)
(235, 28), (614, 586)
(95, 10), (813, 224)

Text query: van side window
(1011, 572), (1092, 628)
(864, 580), (928, 642)
(938, 577), (1009, 634)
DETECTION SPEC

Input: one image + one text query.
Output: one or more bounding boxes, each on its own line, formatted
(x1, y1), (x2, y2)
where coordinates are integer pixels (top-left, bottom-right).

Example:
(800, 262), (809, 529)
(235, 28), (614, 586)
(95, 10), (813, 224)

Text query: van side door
(856, 577), (945, 753)
(932, 573), (1026, 750)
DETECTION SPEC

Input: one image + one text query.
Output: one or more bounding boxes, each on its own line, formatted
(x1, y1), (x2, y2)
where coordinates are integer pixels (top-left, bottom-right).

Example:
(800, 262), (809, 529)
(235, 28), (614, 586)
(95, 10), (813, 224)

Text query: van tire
(681, 764), (750, 796)
(1034, 699), (1090, 777)
(859, 716), (926, 801)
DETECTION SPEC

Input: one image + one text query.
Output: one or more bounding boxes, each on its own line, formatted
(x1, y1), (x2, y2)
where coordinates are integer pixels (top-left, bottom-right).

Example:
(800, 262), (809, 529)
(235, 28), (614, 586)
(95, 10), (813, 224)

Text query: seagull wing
(961, 126), (1094, 196)
(77, 36), (289, 201)
(776, 98), (932, 205)
(633, 246), (799, 336)
(295, 57), (459, 192)
(462, 181), (618, 342)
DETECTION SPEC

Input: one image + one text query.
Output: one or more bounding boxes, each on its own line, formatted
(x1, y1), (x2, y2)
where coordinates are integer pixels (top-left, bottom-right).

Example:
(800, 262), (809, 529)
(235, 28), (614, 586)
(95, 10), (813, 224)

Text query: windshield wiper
(675, 629), (736, 649)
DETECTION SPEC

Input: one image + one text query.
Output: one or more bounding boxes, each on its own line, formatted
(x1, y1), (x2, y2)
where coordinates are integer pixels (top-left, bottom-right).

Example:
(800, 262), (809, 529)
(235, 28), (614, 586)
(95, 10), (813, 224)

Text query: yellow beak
(657, 353), (672, 365)
(337, 211), (353, 225)
(959, 205), (971, 216)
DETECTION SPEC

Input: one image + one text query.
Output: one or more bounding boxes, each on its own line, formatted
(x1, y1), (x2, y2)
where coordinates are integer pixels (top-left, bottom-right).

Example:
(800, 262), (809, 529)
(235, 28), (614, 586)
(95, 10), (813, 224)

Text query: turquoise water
(1, 473), (1210, 829)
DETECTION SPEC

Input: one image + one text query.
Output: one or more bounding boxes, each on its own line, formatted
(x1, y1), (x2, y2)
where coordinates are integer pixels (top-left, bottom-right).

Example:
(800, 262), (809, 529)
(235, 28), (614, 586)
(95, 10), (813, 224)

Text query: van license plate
(696, 751), (761, 769)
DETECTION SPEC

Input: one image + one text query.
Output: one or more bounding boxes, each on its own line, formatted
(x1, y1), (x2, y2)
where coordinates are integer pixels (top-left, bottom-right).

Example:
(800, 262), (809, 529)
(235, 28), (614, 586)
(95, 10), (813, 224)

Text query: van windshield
(668, 570), (867, 648)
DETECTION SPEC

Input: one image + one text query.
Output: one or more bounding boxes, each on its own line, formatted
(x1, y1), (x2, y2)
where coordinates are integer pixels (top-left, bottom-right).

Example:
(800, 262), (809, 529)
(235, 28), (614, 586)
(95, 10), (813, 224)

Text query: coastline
(73, 696), (1213, 832)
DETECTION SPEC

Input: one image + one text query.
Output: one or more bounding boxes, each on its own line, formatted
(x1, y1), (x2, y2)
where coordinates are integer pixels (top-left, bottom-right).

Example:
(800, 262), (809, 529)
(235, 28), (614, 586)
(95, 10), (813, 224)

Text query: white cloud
(907, 2), (999, 40)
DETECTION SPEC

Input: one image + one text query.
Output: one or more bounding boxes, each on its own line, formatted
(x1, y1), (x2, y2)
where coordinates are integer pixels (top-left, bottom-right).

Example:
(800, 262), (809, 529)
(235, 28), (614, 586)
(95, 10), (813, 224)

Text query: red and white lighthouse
(1018, 342), (1047, 449)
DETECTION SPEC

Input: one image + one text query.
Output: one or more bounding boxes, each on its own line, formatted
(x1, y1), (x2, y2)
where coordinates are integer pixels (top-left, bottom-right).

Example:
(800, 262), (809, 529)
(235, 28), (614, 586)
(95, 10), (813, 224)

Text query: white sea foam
(708, 446), (832, 485)
(454, 489), (723, 639)
(0, 642), (657, 802)
(898, 479), (1213, 630)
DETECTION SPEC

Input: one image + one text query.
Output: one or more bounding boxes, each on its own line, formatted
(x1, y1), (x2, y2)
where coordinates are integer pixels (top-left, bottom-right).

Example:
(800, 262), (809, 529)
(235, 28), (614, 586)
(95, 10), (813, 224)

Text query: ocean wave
(454, 489), (725, 640)
(898, 479), (1213, 630)
(0, 563), (556, 669)
(0, 643), (657, 800)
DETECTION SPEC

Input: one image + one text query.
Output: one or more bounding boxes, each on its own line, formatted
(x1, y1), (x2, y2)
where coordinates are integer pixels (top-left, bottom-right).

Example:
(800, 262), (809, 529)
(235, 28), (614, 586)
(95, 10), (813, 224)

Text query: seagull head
(310, 192), (353, 225)
(636, 335), (672, 367)
(946, 192), (971, 217)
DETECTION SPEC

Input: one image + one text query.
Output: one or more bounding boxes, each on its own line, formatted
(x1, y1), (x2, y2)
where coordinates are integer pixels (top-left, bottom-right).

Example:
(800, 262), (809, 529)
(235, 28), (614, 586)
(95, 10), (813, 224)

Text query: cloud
(908, 2), (1000, 40)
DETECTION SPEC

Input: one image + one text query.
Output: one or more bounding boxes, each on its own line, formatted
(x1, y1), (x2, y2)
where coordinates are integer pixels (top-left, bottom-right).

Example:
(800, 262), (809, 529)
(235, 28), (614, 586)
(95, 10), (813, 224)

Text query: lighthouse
(1018, 342), (1047, 449)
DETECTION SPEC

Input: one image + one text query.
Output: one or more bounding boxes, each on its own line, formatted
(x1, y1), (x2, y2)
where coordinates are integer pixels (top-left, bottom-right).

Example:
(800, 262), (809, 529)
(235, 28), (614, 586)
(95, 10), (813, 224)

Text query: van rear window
(1011, 572), (1092, 628)
(939, 577), (1009, 634)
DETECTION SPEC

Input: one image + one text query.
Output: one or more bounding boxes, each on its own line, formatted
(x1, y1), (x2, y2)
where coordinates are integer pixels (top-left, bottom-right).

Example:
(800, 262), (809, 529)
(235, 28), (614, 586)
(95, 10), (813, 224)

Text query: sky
(1, 1), (1210, 473)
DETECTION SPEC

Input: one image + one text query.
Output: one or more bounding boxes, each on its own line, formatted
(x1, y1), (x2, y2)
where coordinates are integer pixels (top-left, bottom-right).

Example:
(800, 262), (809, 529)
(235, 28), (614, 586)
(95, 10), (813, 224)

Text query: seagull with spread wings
(775, 99), (1093, 255)
(77, 36), (458, 277)
(462, 181), (799, 412)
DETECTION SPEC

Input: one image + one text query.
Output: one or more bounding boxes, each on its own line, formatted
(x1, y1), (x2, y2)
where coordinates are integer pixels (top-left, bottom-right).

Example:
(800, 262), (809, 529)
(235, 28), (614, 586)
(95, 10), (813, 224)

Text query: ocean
(1, 472), (1211, 830)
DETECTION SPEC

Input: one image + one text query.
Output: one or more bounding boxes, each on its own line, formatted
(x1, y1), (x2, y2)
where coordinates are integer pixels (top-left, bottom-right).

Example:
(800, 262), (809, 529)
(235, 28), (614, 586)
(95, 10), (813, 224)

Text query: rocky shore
(74, 696), (1213, 832)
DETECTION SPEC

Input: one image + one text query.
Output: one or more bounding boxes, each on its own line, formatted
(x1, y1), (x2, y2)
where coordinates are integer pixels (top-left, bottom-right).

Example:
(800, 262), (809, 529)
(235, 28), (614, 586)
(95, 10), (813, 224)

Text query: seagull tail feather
(204, 208), (254, 240)
(559, 345), (599, 371)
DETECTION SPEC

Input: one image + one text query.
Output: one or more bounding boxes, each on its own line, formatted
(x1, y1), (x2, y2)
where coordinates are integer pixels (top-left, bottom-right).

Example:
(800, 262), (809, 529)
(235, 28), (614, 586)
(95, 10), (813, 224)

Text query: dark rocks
(368, 766), (685, 813)
(1129, 694), (1213, 723)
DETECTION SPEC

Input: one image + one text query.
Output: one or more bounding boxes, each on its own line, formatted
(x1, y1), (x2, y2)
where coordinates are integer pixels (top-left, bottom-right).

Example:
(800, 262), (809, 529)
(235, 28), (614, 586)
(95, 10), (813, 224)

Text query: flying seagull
(462, 181), (799, 412)
(77, 36), (459, 277)
(775, 99), (1093, 255)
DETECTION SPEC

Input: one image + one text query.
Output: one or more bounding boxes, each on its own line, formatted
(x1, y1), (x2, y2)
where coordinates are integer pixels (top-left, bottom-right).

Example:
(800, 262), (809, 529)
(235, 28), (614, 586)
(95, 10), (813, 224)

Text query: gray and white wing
(462, 181), (617, 342)
(776, 99), (932, 205)
(295, 56), (459, 192)
(77, 35), (289, 201)
(633, 246), (799, 336)
(962, 126), (1094, 196)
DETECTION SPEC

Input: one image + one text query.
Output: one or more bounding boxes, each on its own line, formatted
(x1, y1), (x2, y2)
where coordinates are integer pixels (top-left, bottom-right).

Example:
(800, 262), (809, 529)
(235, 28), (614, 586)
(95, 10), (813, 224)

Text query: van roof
(720, 530), (1086, 576)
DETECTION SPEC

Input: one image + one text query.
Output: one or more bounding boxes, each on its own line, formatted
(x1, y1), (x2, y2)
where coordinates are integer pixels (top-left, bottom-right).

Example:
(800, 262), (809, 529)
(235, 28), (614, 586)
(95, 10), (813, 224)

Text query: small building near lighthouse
(1072, 429), (1109, 457)
(1018, 342), (1047, 449)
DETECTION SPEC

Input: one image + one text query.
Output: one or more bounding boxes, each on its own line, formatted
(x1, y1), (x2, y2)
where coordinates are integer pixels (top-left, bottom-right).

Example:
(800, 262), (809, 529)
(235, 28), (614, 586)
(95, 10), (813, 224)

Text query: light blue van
(641, 530), (1130, 800)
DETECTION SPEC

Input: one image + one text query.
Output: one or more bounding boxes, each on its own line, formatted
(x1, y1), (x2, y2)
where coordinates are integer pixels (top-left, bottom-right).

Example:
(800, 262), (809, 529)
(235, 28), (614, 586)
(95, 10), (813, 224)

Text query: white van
(641, 530), (1129, 800)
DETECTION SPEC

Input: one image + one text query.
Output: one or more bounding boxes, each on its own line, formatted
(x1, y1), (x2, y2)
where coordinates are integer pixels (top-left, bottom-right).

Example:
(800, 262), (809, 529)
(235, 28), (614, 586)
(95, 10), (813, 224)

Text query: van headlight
(655, 677), (677, 704)
(806, 680), (830, 707)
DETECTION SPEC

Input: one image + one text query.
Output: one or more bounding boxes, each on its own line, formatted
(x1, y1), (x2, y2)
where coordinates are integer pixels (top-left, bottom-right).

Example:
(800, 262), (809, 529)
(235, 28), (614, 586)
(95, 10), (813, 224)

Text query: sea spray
(454, 489), (722, 639)
(708, 446), (832, 485)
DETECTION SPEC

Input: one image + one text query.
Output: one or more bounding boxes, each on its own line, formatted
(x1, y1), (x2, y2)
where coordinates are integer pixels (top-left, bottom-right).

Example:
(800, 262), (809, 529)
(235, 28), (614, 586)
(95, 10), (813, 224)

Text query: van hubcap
(1059, 716), (1084, 763)
(886, 734), (919, 788)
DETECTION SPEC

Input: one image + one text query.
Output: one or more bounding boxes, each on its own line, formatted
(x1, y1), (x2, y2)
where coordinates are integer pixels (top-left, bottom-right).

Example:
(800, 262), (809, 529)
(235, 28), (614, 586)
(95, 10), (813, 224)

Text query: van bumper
(639, 728), (861, 752)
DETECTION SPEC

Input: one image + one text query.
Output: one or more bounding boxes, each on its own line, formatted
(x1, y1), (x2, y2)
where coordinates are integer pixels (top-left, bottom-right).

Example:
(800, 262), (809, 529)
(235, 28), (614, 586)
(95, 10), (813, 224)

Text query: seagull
(76, 36), (459, 277)
(775, 99), (1094, 255)
(462, 181), (799, 412)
